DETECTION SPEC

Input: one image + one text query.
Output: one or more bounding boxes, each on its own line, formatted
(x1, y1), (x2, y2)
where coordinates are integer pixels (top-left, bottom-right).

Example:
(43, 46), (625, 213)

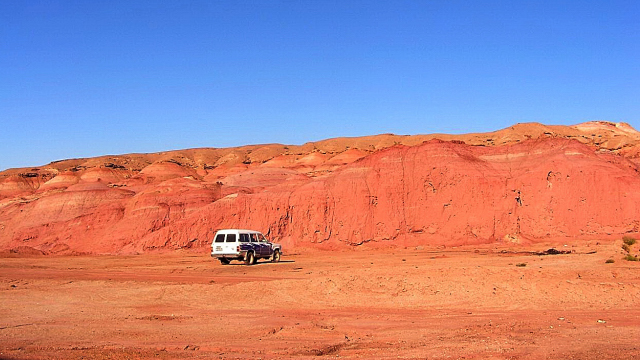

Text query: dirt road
(1, 241), (639, 359)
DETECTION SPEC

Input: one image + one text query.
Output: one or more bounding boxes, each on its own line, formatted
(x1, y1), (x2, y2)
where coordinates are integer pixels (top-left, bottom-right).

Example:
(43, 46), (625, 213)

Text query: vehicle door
(224, 233), (237, 254)
(213, 233), (226, 254)
(247, 234), (262, 257)
(250, 233), (265, 257)
(257, 233), (271, 257)
(239, 233), (250, 253)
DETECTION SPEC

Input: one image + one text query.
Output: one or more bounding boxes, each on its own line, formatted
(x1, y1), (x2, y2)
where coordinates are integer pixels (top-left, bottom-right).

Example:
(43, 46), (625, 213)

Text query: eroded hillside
(1, 121), (638, 254)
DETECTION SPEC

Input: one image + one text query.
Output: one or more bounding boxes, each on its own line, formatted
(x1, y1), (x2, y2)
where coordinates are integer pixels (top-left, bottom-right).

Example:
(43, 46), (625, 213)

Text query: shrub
(623, 236), (637, 246)
(622, 244), (631, 253)
(515, 263), (527, 267)
(623, 254), (639, 262)
(605, 259), (615, 264)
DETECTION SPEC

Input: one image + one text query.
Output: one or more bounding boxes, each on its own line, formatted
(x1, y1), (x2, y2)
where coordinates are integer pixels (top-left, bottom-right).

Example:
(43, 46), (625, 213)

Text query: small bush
(605, 259), (615, 264)
(623, 254), (639, 262)
(623, 236), (637, 246)
(622, 244), (631, 253)
(515, 263), (527, 267)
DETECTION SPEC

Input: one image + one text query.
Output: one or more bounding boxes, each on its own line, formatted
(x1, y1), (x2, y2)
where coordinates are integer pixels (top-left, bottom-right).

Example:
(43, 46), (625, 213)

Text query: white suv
(211, 229), (282, 265)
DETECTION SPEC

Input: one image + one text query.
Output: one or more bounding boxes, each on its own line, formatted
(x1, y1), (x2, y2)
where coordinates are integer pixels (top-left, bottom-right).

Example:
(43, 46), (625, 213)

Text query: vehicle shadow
(224, 260), (295, 266)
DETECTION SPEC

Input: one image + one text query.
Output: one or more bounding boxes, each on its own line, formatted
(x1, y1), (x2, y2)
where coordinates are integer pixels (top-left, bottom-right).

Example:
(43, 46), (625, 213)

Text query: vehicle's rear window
(214, 234), (225, 243)
(226, 234), (237, 243)
(240, 234), (249, 242)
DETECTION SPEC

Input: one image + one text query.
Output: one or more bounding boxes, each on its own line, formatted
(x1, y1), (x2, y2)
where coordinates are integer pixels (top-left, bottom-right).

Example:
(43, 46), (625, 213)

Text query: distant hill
(1, 121), (639, 255)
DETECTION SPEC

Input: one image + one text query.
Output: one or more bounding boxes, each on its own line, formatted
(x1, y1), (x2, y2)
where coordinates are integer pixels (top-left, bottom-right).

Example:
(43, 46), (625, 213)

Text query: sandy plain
(1, 240), (640, 360)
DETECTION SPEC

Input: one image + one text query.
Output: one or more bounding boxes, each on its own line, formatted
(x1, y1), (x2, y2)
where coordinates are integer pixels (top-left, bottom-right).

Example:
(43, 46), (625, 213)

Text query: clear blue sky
(1, 1), (638, 170)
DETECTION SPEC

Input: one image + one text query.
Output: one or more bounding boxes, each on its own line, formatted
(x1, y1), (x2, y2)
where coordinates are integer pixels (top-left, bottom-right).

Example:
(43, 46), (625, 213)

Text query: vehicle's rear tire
(245, 252), (255, 265)
(272, 250), (281, 263)
(219, 258), (230, 265)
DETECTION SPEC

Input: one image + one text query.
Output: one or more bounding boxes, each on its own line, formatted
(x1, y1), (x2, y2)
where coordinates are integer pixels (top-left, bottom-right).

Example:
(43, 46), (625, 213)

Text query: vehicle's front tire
(272, 250), (281, 263)
(245, 252), (255, 265)
(219, 258), (230, 265)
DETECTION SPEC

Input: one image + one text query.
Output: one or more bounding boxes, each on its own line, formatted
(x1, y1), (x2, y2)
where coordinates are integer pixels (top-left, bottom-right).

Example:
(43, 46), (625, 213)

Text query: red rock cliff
(1, 122), (638, 254)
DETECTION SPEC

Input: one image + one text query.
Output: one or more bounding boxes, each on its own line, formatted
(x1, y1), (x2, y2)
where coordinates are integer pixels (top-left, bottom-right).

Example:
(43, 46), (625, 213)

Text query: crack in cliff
(363, 172), (374, 242)
(325, 181), (335, 243)
(491, 215), (496, 240)
(400, 148), (408, 237)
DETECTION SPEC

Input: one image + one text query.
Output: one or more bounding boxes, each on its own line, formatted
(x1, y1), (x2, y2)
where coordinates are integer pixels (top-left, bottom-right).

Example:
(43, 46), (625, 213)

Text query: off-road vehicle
(211, 229), (282, 265)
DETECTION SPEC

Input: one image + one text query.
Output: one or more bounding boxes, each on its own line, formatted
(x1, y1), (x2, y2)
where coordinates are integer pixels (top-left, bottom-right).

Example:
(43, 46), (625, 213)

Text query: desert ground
(2, 240), (639, 360)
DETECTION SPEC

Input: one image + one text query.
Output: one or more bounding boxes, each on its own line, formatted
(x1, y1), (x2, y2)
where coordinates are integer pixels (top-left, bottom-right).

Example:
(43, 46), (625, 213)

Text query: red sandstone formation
(0, 122), (638, 255)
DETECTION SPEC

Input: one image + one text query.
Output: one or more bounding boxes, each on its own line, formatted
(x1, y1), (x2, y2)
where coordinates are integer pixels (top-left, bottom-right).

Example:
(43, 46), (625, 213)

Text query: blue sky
(1, 1), (638, 170)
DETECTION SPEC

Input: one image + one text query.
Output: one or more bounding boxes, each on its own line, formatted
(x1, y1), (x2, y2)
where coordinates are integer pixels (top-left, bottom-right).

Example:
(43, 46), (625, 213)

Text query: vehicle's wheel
(245, 252), (255, 265)
(219, 258), (230, 265)
(272, 250), (281, 263)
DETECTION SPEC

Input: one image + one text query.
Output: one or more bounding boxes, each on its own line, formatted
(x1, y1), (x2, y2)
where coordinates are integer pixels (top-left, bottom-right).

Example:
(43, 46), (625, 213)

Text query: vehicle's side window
(258, 233), (267, 242)
(250, 234), (258, 242)
(226, 234), (237, 243)
(240, 234), (249, 243)
(214, 234), (225, 243)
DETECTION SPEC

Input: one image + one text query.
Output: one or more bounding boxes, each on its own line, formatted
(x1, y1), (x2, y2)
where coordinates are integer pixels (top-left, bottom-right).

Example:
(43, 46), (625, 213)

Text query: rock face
(1, 122), (639, 254)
